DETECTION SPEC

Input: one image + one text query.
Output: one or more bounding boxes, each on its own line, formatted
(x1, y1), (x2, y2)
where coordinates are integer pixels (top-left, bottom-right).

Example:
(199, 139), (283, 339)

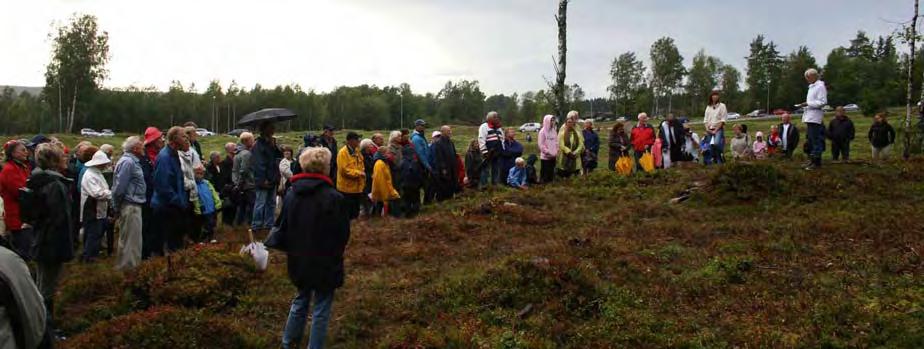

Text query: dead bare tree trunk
(553, 0), (569, 121)
(68, 84), (78, 134)
(905, 0), (919, 159)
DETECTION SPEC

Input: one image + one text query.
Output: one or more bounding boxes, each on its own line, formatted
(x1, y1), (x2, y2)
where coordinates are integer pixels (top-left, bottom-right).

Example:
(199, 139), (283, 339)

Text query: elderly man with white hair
(796, 68), (827, 170)
(111, 136), (146, 270)
(232, 132), (256, 226)
(270, 146), (351, 349)
(630, 113), (656, 171)
(477, 111), (505, 187)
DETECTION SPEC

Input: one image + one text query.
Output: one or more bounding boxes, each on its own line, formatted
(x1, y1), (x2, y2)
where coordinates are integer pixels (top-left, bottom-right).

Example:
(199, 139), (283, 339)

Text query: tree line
(0, 14), (920, 135)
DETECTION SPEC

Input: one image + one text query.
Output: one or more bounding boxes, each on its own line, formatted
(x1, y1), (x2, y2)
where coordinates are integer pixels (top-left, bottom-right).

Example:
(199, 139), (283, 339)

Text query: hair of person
(611, 122), (625, 135)
(239, 132), (254, 143)
(80, 145), (99, 163)
(193, 163), (205, 172)
(637, 112), (648, 120)
(209, 151), (221, 161)
(584, 119), (594, 126)
(99, 144), (114, 155)
(440, 125), (451, 134)
(184, 126), (197, 136)
(224, 142), (236, 151)
(515, 157), (525, 166)
(121, 136), (142, 153)
(298, 146), (331, 174)
(3, 140), (24, 163)
(183, 121), (197, 128)
(281, 145), (293, 155)
(388, 130), (403, 144)
(35, 142), (64, 170)
(359, 139), (374, 152)
(166, 126), (185, 144)
(708, 91), (721, 105)
(486, 111), (498, 121)
(875, 112), (887, 119)
(567, 110), (580, 120)
(804, 68), (819, 78)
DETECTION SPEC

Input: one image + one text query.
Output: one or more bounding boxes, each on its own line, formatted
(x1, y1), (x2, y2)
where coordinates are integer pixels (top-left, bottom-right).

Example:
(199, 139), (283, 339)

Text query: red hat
(144, 127), (162, 145)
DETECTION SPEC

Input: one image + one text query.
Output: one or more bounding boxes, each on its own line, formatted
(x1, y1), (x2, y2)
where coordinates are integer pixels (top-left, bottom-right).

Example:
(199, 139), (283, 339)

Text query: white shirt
(802, 80), (827, 124)
(703, 103), (727, 131)
(81, 167), (112, 221)
(781, 123), (791, 150)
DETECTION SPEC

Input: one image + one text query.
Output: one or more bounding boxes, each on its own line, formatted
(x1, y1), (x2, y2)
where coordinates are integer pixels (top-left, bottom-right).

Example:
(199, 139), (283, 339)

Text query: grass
(11, 113), (921, 348)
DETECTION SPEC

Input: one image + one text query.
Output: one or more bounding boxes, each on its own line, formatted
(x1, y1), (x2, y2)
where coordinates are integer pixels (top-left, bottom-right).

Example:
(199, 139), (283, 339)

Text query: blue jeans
(282, 289), (335, 349)
(252, 188), (277, 231)
(479, 156), (502, 187)
(704, 130), (725, 165)
(82, 218), (105, 261)
(806, 123), (826, 165)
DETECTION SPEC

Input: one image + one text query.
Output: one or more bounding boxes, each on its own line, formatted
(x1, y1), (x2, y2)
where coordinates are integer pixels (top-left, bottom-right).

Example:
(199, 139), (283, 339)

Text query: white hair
(515, 157), (525, 166)
(804, 68), (819, 77)
(567, 110), (580, 120)
(359, 138), (374, 152)
(122, 136), (142, 153)
(486, 111), (499, 121)
(239, 132), (254, 142)
(99, 144), (114, 156)
(388, 130), (403, 145)
(299, 147), (332, 174)
(637, 112), (649, 120)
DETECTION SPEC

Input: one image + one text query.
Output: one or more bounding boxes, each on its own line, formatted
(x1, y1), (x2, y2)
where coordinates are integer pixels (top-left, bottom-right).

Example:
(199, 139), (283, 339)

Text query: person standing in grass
(752, 132), (768, 160)
(827, 106), (856, 162)
(251, 122), (283, 237)
(27, 143), (74, 341)
(777, 113), (800, 159)
(796, 68), (827, 170)
(498, 128), (524, 182)
(431, 126), (460, 201)
(767, 125), (782, 156)
(192, 165), (221, 243)
(868, 113), (896, 162)
(557, 111), (584, 178)
(336, 132), (366, 220)
(371, 145), (400, 217)
(152, 127), (191, 256)
(233, 132), (256, 227)
(0, 140), (33, 260)
(630, 113), (655, 171)
(537, 114), (559, 183)
(703, 91), (728, 164)
(80, 150), (112, 263)
(463, 138), (482, 189)
(272, 147), (351, 349)
(477, 111), (505, 187)
(658, 113), (685, 168)
(608, 122), (630, 171)
(111, 136), (146, 270)
(582, 119), (600, 174)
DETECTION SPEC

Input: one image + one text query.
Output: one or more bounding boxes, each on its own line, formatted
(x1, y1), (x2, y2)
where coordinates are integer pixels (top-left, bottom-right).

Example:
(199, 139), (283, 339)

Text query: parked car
(227, 128), (248, 137)
(518, 122), (541, 133)
(80, 128), (99, 137)
(99, 129), (115, 137)
(727, 113), (742, 120)
(823, 105), (834, 112)
(745, 110), (763, 118)
(843, 104), (860, 112)
(772, 109), (789, 116)
(196, 128), (216, 137)
(617, 117), (627, 122)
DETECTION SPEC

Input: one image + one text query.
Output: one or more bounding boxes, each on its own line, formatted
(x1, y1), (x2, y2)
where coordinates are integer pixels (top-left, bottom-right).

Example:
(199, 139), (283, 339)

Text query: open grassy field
(6, 112), (922, 348)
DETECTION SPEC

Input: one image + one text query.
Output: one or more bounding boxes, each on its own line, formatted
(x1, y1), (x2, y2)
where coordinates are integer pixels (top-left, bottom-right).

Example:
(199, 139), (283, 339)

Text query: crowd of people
(0, 67), (905, 348)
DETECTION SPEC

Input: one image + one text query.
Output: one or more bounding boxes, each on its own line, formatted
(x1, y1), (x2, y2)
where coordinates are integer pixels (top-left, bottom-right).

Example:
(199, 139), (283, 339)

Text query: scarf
(179, 149), (198, 203)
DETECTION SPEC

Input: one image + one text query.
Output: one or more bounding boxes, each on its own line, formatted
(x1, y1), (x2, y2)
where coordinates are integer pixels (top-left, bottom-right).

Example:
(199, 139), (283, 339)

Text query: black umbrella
(237, 108), (297, 126)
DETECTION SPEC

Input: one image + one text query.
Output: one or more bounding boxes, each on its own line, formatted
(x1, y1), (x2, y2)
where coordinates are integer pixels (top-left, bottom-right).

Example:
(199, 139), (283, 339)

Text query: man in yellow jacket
(337, 132), (366, 219)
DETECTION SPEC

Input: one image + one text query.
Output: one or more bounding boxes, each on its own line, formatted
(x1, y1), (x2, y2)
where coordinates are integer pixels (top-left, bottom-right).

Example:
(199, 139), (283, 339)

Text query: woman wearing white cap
(80, 150), (112, 262)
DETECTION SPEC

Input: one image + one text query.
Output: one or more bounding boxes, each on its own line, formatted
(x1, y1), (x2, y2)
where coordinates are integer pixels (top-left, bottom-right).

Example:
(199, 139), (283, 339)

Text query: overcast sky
(0, 0), (914, 97)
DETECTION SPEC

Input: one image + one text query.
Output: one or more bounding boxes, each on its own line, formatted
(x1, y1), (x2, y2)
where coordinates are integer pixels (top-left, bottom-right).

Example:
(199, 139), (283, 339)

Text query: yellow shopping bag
(639, 151), (655, 173)
(615, 156), (633, 175)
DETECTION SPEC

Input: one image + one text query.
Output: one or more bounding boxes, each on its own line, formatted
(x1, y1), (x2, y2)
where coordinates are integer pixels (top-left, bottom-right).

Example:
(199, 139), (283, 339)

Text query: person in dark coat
(399, 139), (424, 218)
(498, 128), (524, 182)
(250, 122), (283, 235)
(319, 125), (338, 186)
(218, 142), (237, 226)
(778, 113), (800, 159)
(151, 127), (190, 254)
(359, 139), (377, 216)
(658, 113), (686, 167)
(608, 122), (630, 171)
(26, 143), (75, 341)
(431, 126), (460, 201)
(582, 120), (601, 173)
(269, 147), (350, 349)
(827, 106), (855, 162)
(868, 112), (896, 162)
(463, 138), (482, 189)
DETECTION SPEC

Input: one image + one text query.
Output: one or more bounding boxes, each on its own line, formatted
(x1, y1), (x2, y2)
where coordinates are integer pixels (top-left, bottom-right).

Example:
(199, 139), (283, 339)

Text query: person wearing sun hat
(80, 150), (112, 262)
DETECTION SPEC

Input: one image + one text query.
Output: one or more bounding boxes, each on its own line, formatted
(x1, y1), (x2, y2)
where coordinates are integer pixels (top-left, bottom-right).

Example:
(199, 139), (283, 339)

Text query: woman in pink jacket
(537, 114), (559, 184)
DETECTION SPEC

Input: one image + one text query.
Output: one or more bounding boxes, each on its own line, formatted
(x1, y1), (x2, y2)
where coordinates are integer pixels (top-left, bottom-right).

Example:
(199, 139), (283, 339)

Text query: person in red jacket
(1, 140), (34, 260)
(630, 113), (656, 170)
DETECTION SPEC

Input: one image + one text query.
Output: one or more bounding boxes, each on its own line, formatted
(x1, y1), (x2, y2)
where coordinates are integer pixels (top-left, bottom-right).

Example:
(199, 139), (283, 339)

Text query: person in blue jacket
(250, 122), (282, 236)
(507, 157), (527, 189)
(151, 126), (190, 255)
(410, 119), (433, 204)
(498, 128), (523, 183)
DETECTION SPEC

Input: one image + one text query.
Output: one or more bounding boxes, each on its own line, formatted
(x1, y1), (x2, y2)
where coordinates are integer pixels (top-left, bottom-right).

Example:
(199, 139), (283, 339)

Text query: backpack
(400, 154), (423, 188)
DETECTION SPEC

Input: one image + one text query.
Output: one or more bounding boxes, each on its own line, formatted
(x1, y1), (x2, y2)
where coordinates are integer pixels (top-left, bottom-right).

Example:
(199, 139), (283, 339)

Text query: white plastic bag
(240, 242), (269, 271)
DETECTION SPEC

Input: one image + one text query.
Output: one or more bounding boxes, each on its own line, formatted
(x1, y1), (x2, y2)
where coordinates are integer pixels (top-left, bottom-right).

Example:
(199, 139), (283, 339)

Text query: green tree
(745, 35), (782, 112)
(776, 46), (818, 109)
(685, 50), (723, 114)
(719, 65), (742, 110)
(608, 52), (647, 116)
(44, 13), (110, 133)
(649, 37), (686, 115)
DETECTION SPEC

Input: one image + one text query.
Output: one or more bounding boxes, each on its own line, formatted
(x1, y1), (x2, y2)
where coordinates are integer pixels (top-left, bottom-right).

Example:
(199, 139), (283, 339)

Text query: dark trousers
(634, 151), (646, 171)
(103, 218), (115, 256)
(82, 218), (105, 261)
(807, 123), (825, 166)
(142, 205), (155, 259)
(221, 201), (237, 226)
(341, 192), (363, 220)
(9, 228), (34, 261)
(154, 206), (190, 254)
(401, 186), (421, 218)
(235, 189), (255, 227)
(192, 213), (217, 243)
(831, 140), (851, 161)
(540, 158), (556, 183)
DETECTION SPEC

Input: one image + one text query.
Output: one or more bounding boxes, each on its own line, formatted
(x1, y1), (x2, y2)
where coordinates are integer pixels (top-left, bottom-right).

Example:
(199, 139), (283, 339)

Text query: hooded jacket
(827, 116), (856, 143)
(0, 161), (30, 231)
(26, 168), (75, 263)
(271, 173), (350, 291)
(336, 145), (366, 194)
(557, 124), (585, 171)
(538, 115), (559, 160)
(868, 122), (896, 148)
(151, 146), (189, 211)
(251, 136), (282, 189)
(371, 157), (400, 202)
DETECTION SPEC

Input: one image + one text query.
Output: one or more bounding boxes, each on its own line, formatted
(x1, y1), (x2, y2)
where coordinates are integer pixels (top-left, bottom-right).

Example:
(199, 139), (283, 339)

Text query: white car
(518, 122), (541, 133)
(843, 104), (860, 112)
(196, 128), (216, 137)
(727, 113), (741, 120)
(80, 128), (99, 137)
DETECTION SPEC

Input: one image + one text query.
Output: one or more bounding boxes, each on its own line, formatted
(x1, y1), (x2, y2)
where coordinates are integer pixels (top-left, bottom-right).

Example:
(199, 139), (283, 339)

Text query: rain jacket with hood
(271, 173), (351, 291)
(557, 124), (584, 172)
(371, 157), (400, 203)
(0, 160), (30, 231)
(151, 146), (189, 211)
(336, 145), (366, 194)
(26, 168), (75, 264)
(538, 115), (559, 161)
